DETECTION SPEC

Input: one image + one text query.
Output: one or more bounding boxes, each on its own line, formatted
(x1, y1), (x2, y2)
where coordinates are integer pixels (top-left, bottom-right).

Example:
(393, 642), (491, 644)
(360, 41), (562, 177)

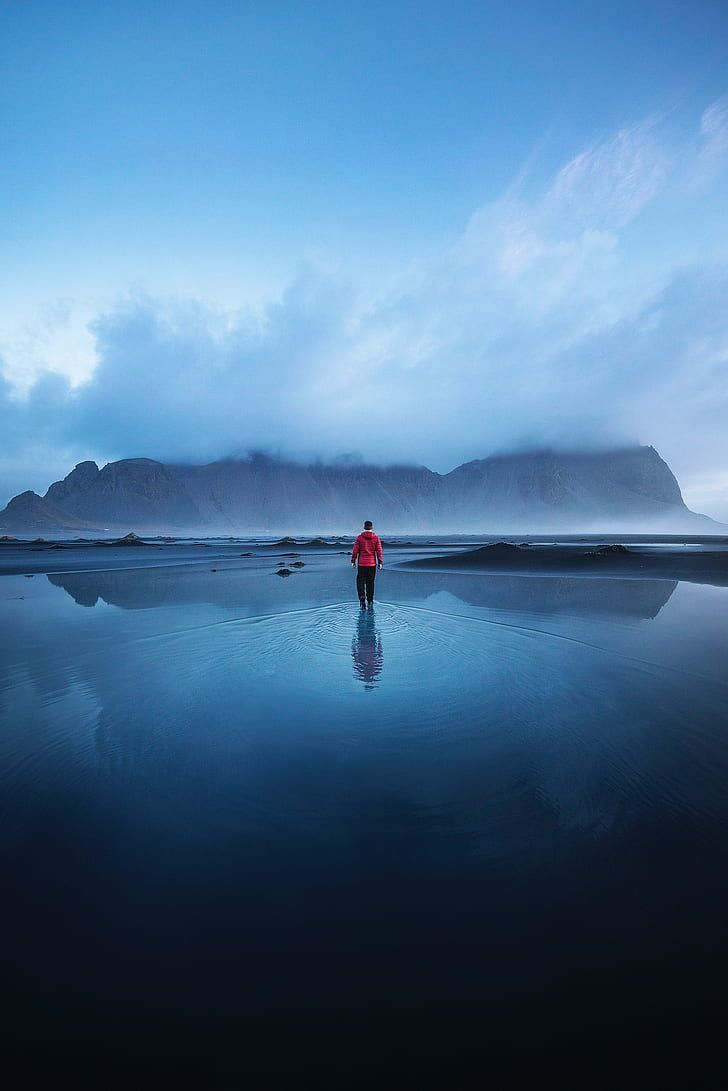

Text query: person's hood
(361, 531), (376, 537)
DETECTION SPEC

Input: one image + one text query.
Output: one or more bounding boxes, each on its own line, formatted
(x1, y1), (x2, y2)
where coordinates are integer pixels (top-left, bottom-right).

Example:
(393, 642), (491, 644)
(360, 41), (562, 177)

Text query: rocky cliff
(0, 446), (715, 534)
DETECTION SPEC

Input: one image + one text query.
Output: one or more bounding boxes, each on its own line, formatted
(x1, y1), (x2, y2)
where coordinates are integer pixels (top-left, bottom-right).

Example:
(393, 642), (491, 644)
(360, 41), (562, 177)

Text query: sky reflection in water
(1, 553), (728, 1069)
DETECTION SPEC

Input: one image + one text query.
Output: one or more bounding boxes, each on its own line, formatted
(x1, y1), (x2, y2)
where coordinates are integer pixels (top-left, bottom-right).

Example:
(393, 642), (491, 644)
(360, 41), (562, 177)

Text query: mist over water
(2, 544), (728, 1074)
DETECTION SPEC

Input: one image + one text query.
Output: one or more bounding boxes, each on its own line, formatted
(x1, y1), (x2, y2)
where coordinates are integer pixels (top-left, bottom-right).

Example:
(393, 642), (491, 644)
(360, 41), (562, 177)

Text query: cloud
(1, 97), (728, 517)
(0, 300), (98, 393)
(695, 93), (728, 187)
(543, 120), (671, 229)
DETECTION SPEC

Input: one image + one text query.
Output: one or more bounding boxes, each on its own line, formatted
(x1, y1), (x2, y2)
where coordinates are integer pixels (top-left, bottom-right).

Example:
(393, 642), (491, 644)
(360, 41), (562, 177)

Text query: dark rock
(93, 531), (150, 547)
(594, 543), (632, 555)
(292, 561), (306, 567)
(45, 460), (99, 507)
(276, 568), (292, 577)
(110, 532), (149, 546)
(480, 541), (523, 554)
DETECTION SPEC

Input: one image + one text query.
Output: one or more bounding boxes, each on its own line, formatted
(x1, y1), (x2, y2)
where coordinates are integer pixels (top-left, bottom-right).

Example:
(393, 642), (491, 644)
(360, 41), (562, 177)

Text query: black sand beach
(404, 538), (728, 585)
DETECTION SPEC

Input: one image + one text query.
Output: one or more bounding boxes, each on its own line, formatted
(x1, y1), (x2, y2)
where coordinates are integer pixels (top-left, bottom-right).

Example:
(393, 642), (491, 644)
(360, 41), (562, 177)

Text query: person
(351, 520), (383, 607)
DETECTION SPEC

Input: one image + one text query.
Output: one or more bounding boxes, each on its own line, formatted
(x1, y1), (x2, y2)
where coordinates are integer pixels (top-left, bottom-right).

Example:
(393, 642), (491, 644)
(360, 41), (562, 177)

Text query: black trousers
(356, 565), (377, 602)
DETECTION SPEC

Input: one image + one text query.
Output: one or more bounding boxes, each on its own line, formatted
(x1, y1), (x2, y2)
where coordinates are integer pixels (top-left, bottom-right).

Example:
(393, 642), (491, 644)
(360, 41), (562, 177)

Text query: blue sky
(2, 1), (728, 517)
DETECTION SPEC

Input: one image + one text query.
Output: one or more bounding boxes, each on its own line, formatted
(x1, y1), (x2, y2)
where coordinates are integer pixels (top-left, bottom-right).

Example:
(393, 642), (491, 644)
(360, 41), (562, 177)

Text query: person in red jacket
(351, 520), (383, 607)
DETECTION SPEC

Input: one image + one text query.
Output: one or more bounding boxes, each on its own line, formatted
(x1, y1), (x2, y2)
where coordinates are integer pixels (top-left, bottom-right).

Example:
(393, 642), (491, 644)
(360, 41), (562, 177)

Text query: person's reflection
(352, 608), (383, 689)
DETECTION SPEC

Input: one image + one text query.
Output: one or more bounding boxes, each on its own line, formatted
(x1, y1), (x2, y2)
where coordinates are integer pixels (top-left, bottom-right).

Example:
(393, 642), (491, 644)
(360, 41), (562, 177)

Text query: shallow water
(2, 549), (728, 1074)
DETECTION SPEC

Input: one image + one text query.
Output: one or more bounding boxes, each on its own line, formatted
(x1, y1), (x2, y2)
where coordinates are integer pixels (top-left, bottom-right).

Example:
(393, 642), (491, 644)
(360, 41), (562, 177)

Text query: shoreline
(3, 534), (728, 583)
(403, 542), (728, 587)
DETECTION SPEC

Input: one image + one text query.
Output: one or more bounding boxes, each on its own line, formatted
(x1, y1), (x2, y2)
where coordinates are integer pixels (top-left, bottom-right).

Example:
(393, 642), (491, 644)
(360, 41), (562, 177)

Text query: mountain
(0, 490), (104, 533)
(44, 458), (201, 528)
(0, 446), (718, 535)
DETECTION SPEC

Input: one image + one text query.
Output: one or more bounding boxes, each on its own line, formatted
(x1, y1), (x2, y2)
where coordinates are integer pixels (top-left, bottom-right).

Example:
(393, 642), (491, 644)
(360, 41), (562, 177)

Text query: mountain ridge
(0, 446), (719, 534)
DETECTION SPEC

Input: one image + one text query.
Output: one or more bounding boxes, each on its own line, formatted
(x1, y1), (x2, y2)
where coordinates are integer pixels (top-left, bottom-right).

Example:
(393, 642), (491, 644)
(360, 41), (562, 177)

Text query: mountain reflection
(48, 566), (678, 621)
(352, 609), (384, 689)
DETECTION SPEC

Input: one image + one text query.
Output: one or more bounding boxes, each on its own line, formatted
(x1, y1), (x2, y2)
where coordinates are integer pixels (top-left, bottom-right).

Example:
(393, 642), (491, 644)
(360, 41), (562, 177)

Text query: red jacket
(352, 531), (383, 566)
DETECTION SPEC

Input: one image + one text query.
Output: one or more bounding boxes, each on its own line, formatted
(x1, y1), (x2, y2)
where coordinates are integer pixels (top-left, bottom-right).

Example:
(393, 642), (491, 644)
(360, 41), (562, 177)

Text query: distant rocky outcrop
(96, 532), (151, 547)
(0, 446), (718, 534)
(0, 490), (103, 532)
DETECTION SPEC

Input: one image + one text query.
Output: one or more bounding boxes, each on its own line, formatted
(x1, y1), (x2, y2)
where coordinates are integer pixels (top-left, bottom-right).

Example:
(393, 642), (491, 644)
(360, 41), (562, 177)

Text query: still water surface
(2, 550), (727, 1073)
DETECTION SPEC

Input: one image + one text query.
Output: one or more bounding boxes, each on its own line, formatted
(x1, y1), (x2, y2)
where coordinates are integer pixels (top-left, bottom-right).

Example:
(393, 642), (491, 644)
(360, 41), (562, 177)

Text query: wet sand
(404, 540), (728, 586)
(0, 536), (455, 576)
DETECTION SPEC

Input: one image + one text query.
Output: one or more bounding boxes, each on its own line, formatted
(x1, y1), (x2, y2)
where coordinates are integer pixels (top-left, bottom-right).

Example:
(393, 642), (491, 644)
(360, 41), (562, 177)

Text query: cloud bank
(2, 99), (728, 516)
